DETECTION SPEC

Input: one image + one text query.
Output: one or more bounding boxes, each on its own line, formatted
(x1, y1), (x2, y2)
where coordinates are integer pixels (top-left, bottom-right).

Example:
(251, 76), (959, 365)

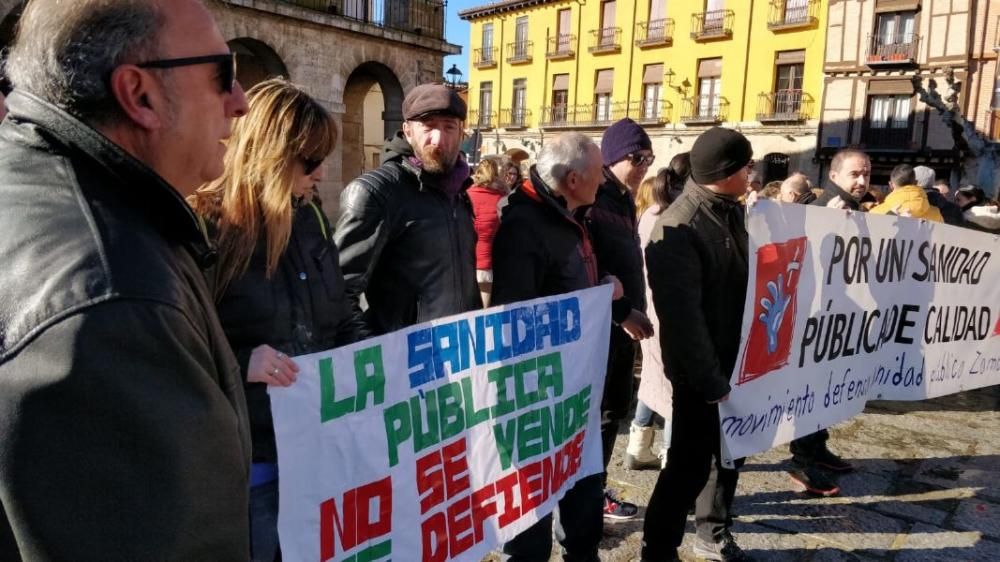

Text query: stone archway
(341, 61), (404, 185)
(227, 37), (289, 90)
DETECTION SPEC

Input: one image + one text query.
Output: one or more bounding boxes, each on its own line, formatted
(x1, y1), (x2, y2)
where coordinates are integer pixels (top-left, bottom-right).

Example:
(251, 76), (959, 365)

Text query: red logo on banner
(738, 237), (807, 385)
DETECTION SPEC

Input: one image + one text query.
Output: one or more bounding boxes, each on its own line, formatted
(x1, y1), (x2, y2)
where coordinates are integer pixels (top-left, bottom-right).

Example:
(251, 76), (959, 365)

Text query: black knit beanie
(601, 118), (652, 166)
(689, 127), (753, 184)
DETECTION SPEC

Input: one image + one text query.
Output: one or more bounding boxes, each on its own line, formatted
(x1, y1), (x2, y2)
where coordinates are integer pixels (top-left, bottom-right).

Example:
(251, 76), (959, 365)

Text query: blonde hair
(635, 176), (656, 217)
(472, 158), (500, 189)
(189, 78), (337, 298)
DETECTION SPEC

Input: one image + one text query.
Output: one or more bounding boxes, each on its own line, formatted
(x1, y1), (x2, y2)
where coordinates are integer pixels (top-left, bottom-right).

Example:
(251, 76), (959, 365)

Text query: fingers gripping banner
(721, 201), (1000, 462)
(270, 286), (612, 562)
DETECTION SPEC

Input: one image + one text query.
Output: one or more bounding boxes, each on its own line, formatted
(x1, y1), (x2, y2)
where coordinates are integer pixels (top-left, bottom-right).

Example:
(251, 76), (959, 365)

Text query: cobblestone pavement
(483, 385), (1000, 561)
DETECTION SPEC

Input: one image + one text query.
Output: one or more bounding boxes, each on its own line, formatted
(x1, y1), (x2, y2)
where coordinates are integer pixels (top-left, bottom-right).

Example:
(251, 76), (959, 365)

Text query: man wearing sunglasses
(0, 0), (251, 560)
(586, 118), (656, 521)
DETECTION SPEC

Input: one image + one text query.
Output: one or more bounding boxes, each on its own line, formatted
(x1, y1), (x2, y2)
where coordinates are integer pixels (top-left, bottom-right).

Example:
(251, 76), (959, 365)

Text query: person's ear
(109, 65), (166, 131)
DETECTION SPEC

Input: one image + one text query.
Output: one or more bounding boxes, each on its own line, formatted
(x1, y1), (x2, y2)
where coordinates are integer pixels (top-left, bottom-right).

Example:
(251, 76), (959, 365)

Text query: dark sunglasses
(302, 157), (324, 175)
(137, 53), (237, 93)
(628, 153), (655, 167)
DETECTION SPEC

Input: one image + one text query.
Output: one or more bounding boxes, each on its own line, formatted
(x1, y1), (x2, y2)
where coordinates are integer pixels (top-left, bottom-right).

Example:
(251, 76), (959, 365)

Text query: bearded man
(335, 84), (480, 335)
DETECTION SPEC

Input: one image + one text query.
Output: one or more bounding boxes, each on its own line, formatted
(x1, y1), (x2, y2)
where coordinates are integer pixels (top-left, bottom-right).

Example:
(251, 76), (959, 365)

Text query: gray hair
(535, 133), (597, 192)
(913, 165), (936, 191)
(6, 0), (164, 126)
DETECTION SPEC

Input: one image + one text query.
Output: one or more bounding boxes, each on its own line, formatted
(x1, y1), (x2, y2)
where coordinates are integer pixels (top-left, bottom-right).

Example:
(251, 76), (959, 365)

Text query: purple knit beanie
(601, 118), (652, 166)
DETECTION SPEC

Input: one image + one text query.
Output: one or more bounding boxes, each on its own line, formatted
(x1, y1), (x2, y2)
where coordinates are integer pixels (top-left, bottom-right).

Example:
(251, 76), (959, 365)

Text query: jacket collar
(822, 182), (861, 210)
(5, 90), (216, 267)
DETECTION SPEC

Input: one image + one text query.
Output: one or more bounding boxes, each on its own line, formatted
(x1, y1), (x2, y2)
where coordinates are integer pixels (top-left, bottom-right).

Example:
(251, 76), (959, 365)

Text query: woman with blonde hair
(468, 156), (510, 305)
(190, 78), (364, 562)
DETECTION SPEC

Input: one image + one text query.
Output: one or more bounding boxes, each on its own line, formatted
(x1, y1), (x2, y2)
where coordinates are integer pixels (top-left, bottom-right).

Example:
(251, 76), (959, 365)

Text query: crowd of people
(0, 1), (998, 562)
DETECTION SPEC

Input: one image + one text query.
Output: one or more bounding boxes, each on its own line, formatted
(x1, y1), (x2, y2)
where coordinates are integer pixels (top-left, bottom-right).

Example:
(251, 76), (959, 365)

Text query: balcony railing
(467, 109), (496, 129)
(547, 34), (576, 59)
(589, 27), (622, 53)
(473, 47), (498, 68)
(757, 90), (813, 122)
(861, 126), (914, 149)
(990, 110), (1000, 142)
(280, 0), (446, 39)
(691, 9), (734, 40)
(499, 108), (531, 128)
(681, 95), (729, 124)
(628, 100), (672, 124)
(767, 0), (818, 30)
(865, 33), (920, 65)
(635, 19), (674, 47)
(538, 101), (671, 127)
(506, 41), (533, 63)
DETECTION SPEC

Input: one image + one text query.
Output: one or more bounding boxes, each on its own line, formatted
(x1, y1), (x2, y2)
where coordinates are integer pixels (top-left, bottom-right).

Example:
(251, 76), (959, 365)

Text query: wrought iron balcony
(681, 95), (729, 124)
(861, 125), (914, 150)
(691, 9), (733, 40)
(467, 109), (496, 129)
(767, 0), (818, 30)
(865, 33), (920, 66)
(627, 100), (672, 124)
(473, 47), (498, 68)
(499, 108), (531, 128)
(635, 19), (674, 47)
(540, 103), (627, 127)
(546, 34), (576, 59)
(279, 0), (446, 39)
(589, 28), (622, 53)
(506, 41), (533, 63)
(757, 90), (813, 122)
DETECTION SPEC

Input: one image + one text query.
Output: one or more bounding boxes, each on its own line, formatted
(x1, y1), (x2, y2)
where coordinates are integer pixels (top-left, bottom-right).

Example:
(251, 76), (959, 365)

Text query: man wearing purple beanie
(587, 118), (655, 520)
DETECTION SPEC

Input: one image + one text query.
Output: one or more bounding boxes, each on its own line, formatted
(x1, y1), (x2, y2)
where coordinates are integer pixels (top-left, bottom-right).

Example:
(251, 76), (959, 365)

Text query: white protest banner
(269, 285), (612, 562)
(721, 201), (1000, 461)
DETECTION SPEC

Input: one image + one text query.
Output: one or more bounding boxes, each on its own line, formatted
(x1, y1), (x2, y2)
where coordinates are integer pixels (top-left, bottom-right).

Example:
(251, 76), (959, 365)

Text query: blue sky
(442, 0), (481, 79)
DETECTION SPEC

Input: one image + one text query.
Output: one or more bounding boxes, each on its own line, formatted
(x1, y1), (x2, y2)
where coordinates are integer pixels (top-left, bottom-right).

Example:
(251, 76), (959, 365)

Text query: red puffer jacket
(468, 184), (506, 270)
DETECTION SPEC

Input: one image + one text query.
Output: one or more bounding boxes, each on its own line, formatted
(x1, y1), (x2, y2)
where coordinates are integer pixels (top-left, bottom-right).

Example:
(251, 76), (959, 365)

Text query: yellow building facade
(460, 0), (828, 182)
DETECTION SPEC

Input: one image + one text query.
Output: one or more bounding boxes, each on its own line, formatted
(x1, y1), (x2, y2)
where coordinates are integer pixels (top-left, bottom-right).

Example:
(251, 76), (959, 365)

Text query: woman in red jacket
(467, 157), (510, 306)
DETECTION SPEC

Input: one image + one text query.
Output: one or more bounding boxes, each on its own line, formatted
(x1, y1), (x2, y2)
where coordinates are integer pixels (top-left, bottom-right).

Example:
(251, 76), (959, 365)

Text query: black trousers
(789, 428), (830, 459)
(501, 473), (603, 562)
(641, 386), (744, 558)
(600, 327), (637, 481)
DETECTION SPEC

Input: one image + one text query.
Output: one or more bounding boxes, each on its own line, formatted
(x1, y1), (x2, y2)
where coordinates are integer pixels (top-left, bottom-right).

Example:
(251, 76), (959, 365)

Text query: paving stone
(952, 497), (1000, 541)
(894, 523), (1000, 562)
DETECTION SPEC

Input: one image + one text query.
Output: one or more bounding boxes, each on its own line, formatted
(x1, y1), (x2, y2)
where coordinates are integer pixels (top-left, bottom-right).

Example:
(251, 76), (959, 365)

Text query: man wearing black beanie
(641, 127), (754, 562)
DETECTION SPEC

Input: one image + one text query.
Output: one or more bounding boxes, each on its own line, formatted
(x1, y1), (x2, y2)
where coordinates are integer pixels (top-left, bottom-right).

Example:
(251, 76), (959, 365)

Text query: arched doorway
(342, 62), (404, 185)
(227, 38), (288, 90)
(762, 152), (790, 184)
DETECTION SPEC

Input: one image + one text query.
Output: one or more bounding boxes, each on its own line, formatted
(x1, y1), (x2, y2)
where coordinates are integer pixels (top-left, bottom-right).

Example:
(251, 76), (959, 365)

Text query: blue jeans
(250, 481), (280, 562)
(501, 473), (603, 562)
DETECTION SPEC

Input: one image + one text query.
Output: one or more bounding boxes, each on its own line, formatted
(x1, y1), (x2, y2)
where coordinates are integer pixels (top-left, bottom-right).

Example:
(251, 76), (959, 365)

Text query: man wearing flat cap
(335, 83), (480, 335)
(641, 127), (755, 562)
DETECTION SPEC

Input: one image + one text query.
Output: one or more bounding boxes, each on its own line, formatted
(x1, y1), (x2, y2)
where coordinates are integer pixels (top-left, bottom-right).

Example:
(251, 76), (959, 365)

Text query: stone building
(0, 0), (459, 212)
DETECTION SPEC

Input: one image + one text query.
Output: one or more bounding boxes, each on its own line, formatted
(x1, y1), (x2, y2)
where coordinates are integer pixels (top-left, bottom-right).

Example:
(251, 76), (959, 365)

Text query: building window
(479, 82), (492, 127)
(595, 68), (614, 121)
(697, 58), (722, 118)
(783, 0), (809, 24)
(992, 68), (1000, 109)
(642, 63), (663, 120)
(865, 94), (912, 147)
(648, 0), (667, 39)
(552, 74), (570, 122)
(599, 1), (617, 46)
(557, 8), (573, 51)
(512, 78), (527, 126)
(704, 0), (725, 33)
(514, 16), (530, 59)
(482, 23), (494, 60)
(774, 50), (804, 114)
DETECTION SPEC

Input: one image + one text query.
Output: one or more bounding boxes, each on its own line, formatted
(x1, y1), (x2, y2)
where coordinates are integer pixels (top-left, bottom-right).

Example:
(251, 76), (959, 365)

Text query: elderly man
(914, 165), (964, 225)
(642, 127), (754, 562)
(336, 84), (480, 336)
(493, 132), (630, 562)
(588, 118), (655, 518)
(0, 0), (251, 559)
(779, 172), (814, 204)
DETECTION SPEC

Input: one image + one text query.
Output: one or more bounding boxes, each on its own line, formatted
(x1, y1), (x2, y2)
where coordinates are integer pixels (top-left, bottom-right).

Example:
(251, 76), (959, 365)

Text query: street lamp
(446, 64), (463, 89)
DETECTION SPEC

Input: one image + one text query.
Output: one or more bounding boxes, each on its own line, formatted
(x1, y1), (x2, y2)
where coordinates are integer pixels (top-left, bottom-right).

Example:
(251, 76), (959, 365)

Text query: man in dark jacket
(813, 148), (871, 210)
(0, 1), (252, 559)
(641, 127), (754, 562)
(335, 84), (481, 335)
(493, 132), (631, 562)
(587, 118), (655, 519)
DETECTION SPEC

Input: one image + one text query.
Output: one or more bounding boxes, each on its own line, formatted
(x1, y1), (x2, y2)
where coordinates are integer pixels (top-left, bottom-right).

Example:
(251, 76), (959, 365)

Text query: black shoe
(788, 466), (840, 496)
(692, 532), (754, 561)
(603, 489), (639, 520)
(812, 446), (854, 472)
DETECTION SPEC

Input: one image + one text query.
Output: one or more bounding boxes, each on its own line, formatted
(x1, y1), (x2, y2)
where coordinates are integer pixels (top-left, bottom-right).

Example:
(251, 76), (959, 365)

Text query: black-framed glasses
(628, 153), (656, 167)
(302, 157), (324, 175)
(137, 53), (237, 93)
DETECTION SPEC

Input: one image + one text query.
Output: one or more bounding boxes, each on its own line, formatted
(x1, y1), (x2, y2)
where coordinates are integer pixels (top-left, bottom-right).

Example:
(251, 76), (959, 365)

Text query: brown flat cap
(402, 83), (467, 121)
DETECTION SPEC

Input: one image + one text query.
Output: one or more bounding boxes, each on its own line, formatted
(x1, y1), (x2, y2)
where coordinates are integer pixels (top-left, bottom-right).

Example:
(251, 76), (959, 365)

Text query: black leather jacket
(335, 132), (481, 335)
(645, 181), (749, 402)
(0, 91), (251, 560)
(213, 201), (366, 463)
